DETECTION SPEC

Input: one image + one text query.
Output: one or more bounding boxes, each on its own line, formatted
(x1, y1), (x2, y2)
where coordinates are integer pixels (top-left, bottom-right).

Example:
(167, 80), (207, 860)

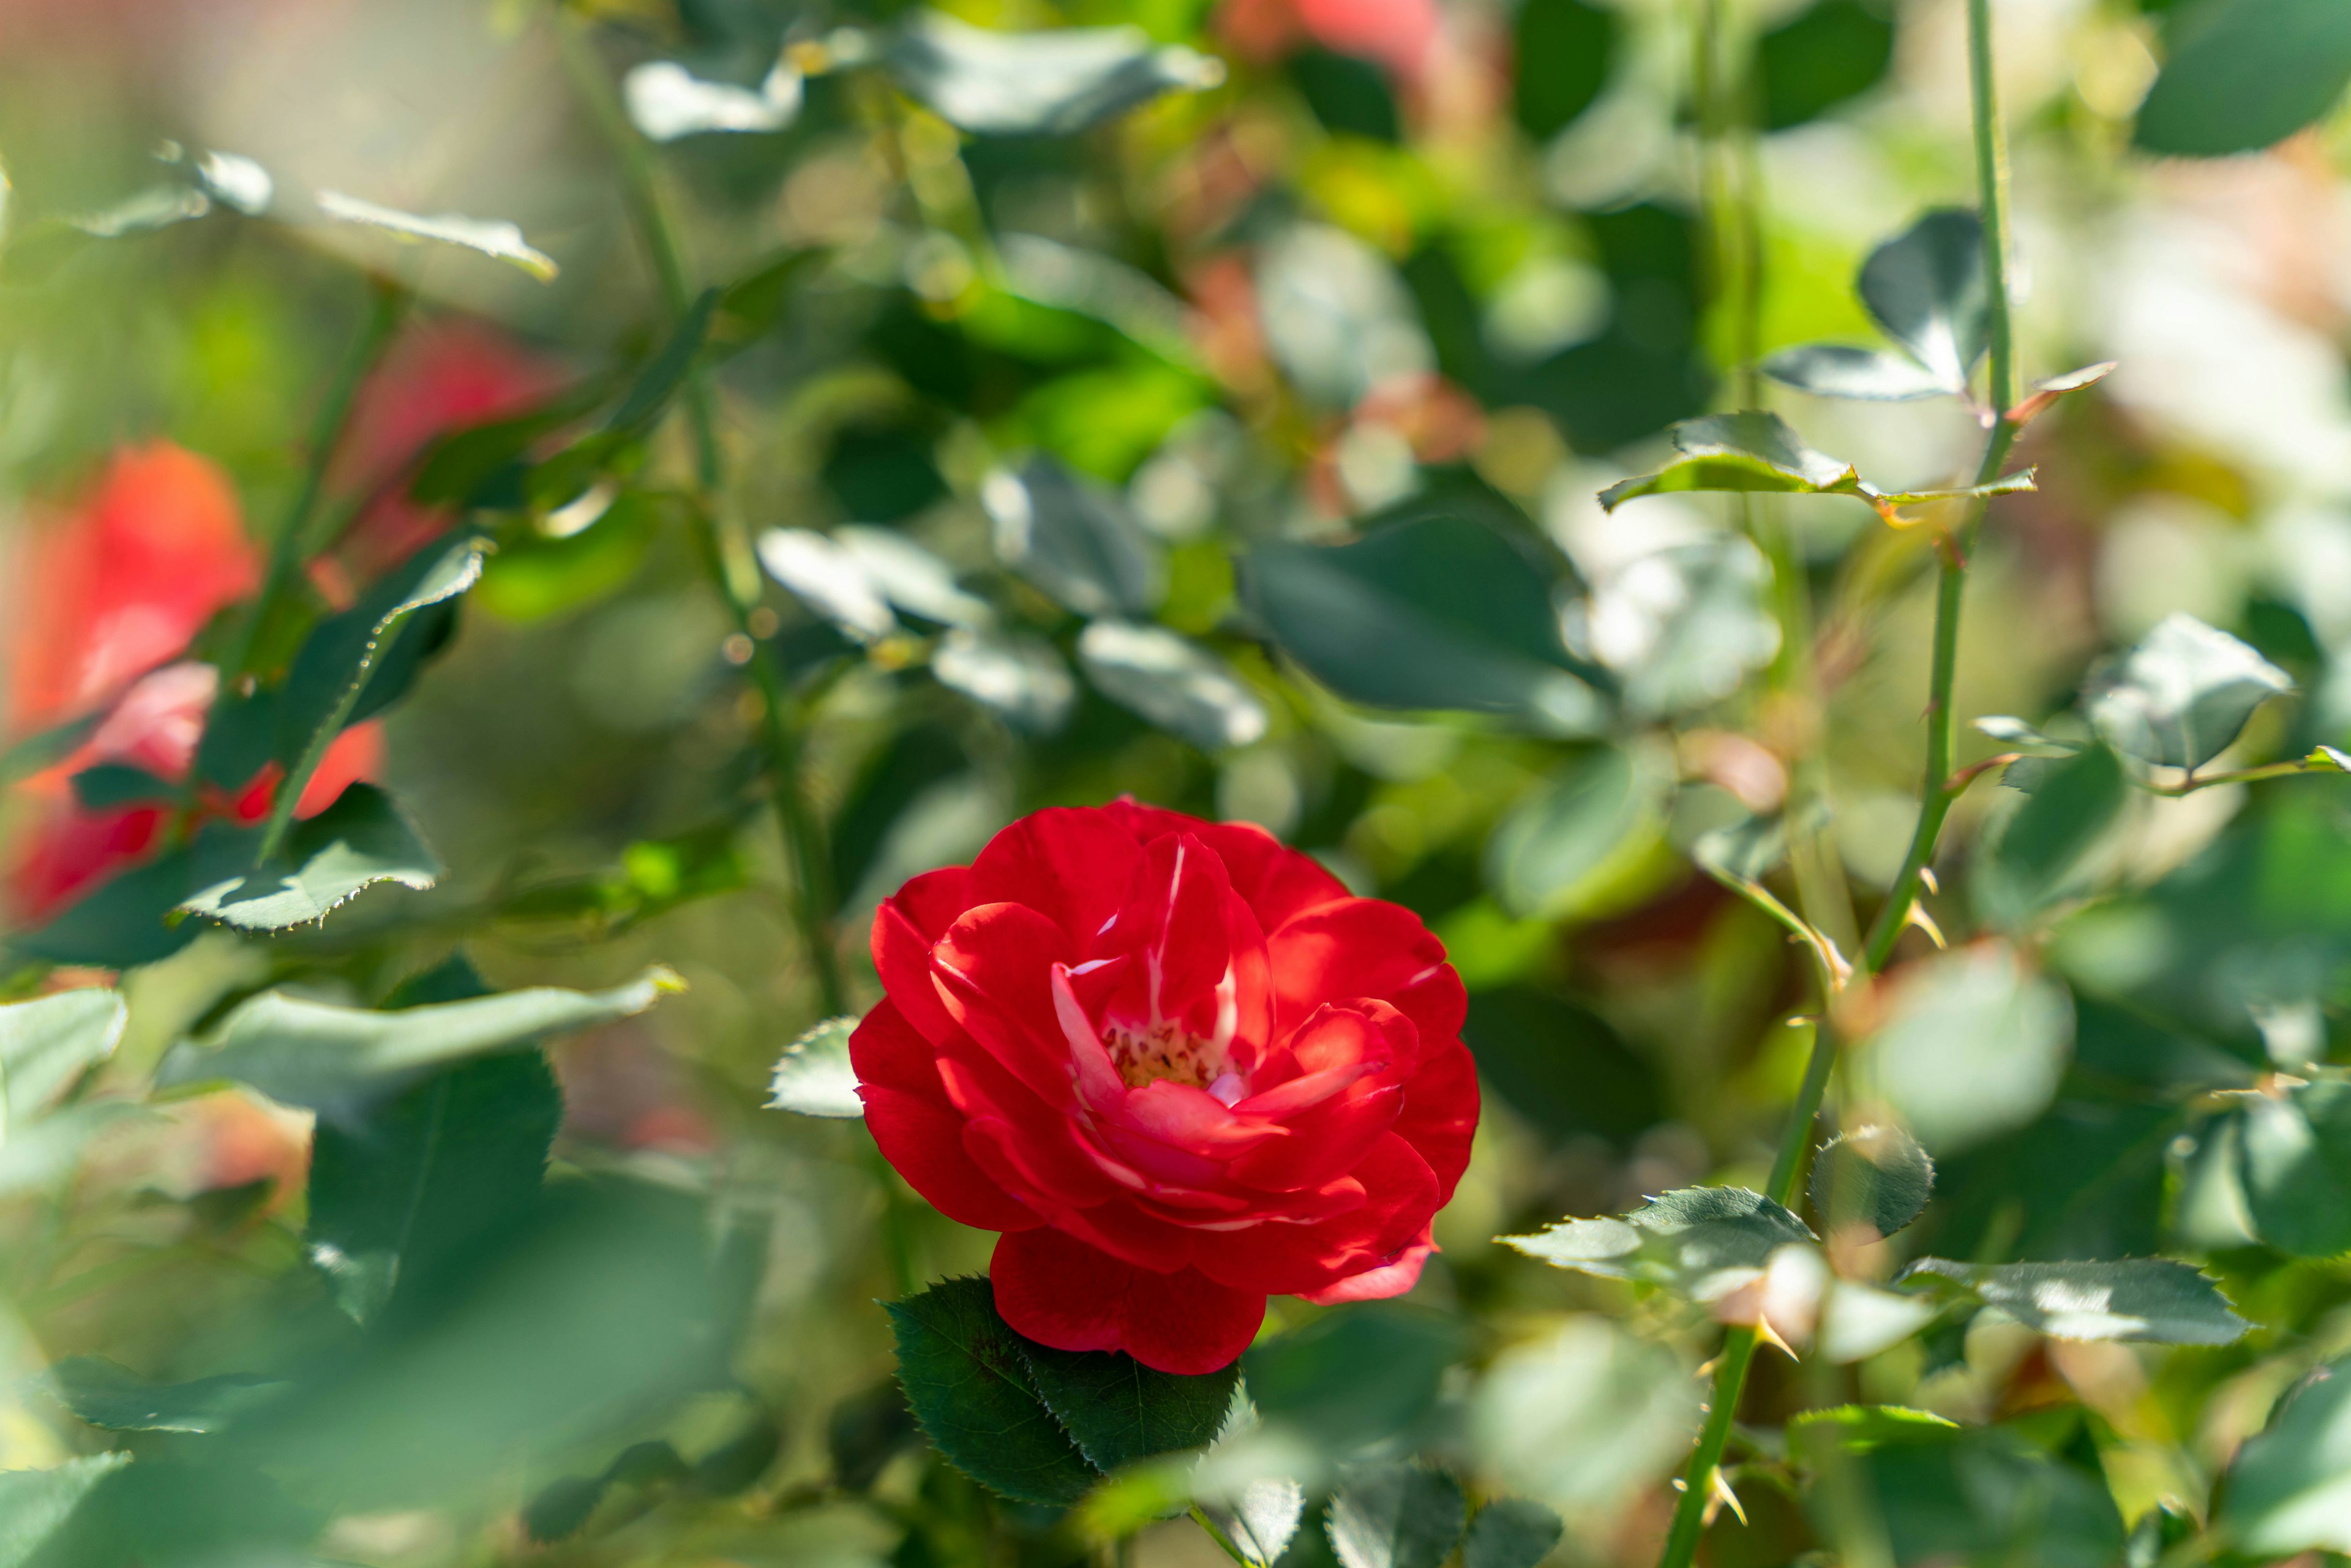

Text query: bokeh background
(4, 0), (2350, 1562)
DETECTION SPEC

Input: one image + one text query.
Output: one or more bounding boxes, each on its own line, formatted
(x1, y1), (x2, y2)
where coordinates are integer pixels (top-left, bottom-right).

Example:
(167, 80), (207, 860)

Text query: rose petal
(1298, 1233), (1436, 1305)
(1099, 832), (1233, 1032)
(1103, 800), (1349, 932)
(860, 1086), (1040, 1233)
(1395, 1037), (1479, 1205)
(992, 1226), (1264, 1375)
(967, 807), (1142, 950)
(932, 902), (1081, 1104)
(1267, 899), (1460, 1043)
(1193, 1133), (1437, 1296)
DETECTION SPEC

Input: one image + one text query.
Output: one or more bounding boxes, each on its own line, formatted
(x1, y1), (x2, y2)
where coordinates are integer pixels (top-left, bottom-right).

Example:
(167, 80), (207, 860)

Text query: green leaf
(7, 850), (203, 970)
(192, 686), (278, 795)
(1599, 411), (1857, 511)
(1018, 1342), (1240, 1471)
(2086, 612), (2293, 770)
(1810, 1123), (1935, 1240)
(67, 762), (174, 809)
(605, 289), (718, 437)
(1577, 536), (1780, 717)
(884, 1277), (1100, 1506)
(1501, 1186), (1815, 1299)
(41, 1357), (285, 1434)
(0, 1454), (129, 1568)
(1808, 1418), (2124, 1568)
(1785, 1405), (1957, 1463)
(767, 1016), (864, 1119)
(475, 493), (662, 623)
(1856, 209), (1987, 394)
(2134, 0), (2351, 157)
(1244, 1303), (1469, 1453)
(2220, 1352), (2351, 1554)
(178, 784), (440, 931)
(268, 533), (486, 857)
(316, 190), (557, 281)
(154, 968), (678, 1119)
(0, 711), (100, 788)
(1466, 1316), (1699, 1517)
(1485, 741), (1671, 920)
(1076, 621), (1269, 752)
(1867, 944), (2073, 1153)
(886, 12), (1225, 137)
(934, 629), (1078, 733)
(2233, 1079), (2351, 1256)
(986, 456), (1163, 617)
(1460, 1499), (1562, 1568)
(0, 987), (124, 1130)
(1976, 743), (2128, 928)
(1899, 1258), (2248, 1344)
(1243, 515), (1605, 732)
(1761, 343), (1956, 402)
(1326, 1466), (1466, 1568)
(408, 402), (586, 509)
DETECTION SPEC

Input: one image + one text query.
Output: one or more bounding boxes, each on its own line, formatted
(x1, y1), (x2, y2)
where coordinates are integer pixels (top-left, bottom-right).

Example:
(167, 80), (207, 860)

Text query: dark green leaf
(154, 969), (677, 1119)
(1899, 1258), (2248, 1343)
(1019, 1343), (1239, 1471)
(0, 1454), (129, 1568)
(1501, 1186), (1816, 1297)
(2233, 1079), (2351, 1256)
(828, 1381), (920, 1491)
(191, 686), (277, 794)
(1485, 743), (1671, 919)
(986, 455), (1163, 617)
(1856, 209), (1986, 392)
(1977, 743), (2128, 927)
(1807, 1419), (2123, 1568)
(1757, 0), (1893, 130)
(1076, 621), (1268, 751)
(1460, 987), (1662, 1148)
(0, 987), (124, 1127)
(1513, 0), (1613, 138)
(40, 1357), (284, 1434)
(886, 12), (1224, 136)
(606, 290), (718, 437)
(884, 1277), (1100, 1506)
(1243, 515), (1605, 732)
(2134, 0), (2351, 157)
(7, 850), (203, 970)
(2086, 612), (2292, 770)
(269, 534), (487, 853)
(177, 784), (440, 931)
(1810, 1123), (1935, 1239)
(1325, 1466), (1465, 1568)
(67, 762), (173, 809)
(1599, 411), (1858, 509)
(1460, 1498), (1564, 1568)
(767, 1016), (863, 1118)
(1761, 342), (1955, 402)
(1244, 1304), (1469, 1453)
(0, 712), (101, 789)
(2220, 1353), (2351, 1554)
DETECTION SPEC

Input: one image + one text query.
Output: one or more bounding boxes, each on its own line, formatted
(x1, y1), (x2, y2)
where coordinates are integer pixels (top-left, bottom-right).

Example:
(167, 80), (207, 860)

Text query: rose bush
(852, 800), (1478, 1373)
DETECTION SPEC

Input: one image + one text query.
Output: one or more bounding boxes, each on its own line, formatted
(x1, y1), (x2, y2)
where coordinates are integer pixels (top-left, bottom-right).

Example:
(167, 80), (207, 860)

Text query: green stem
(1655, 2), (2018, 1563)
(1188, 1507), (1251, 1567)
(226, 279), (408, 679)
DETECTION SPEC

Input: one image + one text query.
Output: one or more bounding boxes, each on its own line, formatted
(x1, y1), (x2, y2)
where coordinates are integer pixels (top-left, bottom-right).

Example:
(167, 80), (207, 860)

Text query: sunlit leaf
(767, 1016), (864, 1119)
(1810, 1123), (1934, 1240)
(2086, 612), (2293, 770)
(2006, 361), (2116, 426)
(154, 969), (679, 1119)
(2134, 0), (2351, 157)
(316, 190), (558, 281)
(1762, 343), (1955, 402)
(1019, 1340), (1239, 1472)
(886, 12), (1225, 137)
(1243, 514), (1605, 732)
(933, 628), (1077, 733)
(178, 784), (439, 931)
(0, 1454), (130, 1568)
(623, 59), (801, 141)
(1599, 411), (1857, 511)
(758, 528), (899, 642)
(1573, 535), (1780, 716)
(42, 1358), (285, 1435)
(986, 456), (1163, 617)
(0, 987), (124, 1130)
(836, 527), (991, 628)
(1899, 1258), (2248, 1344)
(1502, 1186), (1815, 1300)
(1856, 209), (1986, 393)
(1077, 621), (1268, 751)
(1786, 1405), (1957, 1461)
(1867, 944), (2072, 1153)
(1466, 1316), (1698, 1518)
(2221, 1353), (2351, 1554)
(885, 1277), (1100, 1505)
(1326, 1466), (1465, 1568)
(1485, 741), (1671, 919)
(1460, 1498), (1565, 1568)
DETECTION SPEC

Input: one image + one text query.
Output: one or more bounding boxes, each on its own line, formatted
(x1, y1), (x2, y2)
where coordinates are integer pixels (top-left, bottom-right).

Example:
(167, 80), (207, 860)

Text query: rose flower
(852, 800), (1479, 1374)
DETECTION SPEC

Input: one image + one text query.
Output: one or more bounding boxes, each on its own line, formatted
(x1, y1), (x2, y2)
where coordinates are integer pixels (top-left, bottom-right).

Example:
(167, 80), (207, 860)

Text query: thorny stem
(1657, 0), (2019, 1562)
(225, 277), (409, 680)
(558, 14), (913, 1297)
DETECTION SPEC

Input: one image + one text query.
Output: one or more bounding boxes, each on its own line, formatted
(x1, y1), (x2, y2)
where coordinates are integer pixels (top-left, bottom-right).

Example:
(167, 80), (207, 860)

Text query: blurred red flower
(1218, 0), (1442, 81)
(326, 321), (563, 590)
(7, 443), (378, 921)
(852, 800), (1479, 1374)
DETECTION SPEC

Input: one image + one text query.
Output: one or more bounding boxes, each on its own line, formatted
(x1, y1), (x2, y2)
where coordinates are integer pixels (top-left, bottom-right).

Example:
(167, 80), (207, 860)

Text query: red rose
(852, 800), (1479, 1374)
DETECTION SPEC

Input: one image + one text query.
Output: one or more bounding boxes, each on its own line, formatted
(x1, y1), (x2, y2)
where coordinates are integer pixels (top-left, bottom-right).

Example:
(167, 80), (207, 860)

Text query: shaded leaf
(0, 987), (124, 1129)
(1811, 1417), (2123, 1568)
(986, 456), (1162, 617)
(178, 784), (440, 931)
(604, 289), (718, 438)
(767, 1016), (864, 1119)
(1243, 515), (1604, 732)
(1326, 1466), (1466, 1568)
(41, 1358), (285, 1435)
(1856, 209), (1987, 393)
(154, 969), (678, 1119)
(884, 1277), (1099, 1506)
(0, 712), (100, 789)
(1976, 743), (2127, 928)
(2233, 1079), (2351, 1256)
(2086, 612), (2292, 771)
(1501, 1187), (1815, 1300)
(1077, 621), (1268, 751)
(1460, 1499), (1563, 1568)
(1485, 742), (1670, 920)
(317, 190), (557, 281)
(68, 763), (173, 809)
(1466, 1316), (1698, 1517)
(0, 1454), (129, 1568)
(1810, 1123), (1935, 1240)
(2220, 1353), (2351, 1555)
(7, 850), (203, 970)
(1245, 1304), (1469, 1453)
(1867, 944), (2073, 1153)
(887, 12), (1224, 137)
(2134, 0), (2351, 157)
(1899, 1258), (2248, 1344)
(1762, 343), (1955, 402)
(1018, 1342), (1240, 1471)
